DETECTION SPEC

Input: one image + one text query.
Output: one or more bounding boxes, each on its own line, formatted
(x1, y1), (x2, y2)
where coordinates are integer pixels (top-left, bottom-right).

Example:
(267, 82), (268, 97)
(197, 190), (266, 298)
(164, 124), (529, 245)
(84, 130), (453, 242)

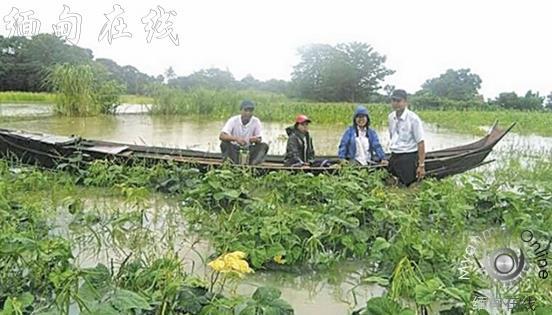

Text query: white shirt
(354, 128), (371, 165)
(221, 115), (262, 144)
(388, 108), (424, 153)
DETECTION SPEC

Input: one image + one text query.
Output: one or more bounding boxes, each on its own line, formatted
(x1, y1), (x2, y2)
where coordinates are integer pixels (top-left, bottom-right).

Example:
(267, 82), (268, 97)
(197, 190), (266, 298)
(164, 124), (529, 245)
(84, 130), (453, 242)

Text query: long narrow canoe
(0, 122), (514, 177)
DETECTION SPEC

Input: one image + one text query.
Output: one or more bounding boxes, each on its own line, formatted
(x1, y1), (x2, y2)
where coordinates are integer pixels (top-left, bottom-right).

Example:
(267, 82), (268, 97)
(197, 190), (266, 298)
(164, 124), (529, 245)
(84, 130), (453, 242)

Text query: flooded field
(2, 104), (551, 159)
(2, 104), (552, 315)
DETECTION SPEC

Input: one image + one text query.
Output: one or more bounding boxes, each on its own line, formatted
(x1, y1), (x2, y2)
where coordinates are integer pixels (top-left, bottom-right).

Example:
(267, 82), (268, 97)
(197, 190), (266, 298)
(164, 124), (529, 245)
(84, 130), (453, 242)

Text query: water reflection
(0, 103), (149, 116)
(0, 103), (52, 116)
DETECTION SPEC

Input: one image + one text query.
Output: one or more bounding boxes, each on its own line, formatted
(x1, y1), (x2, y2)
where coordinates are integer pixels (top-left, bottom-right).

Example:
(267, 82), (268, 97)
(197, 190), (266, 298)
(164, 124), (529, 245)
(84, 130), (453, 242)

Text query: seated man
(219, 100), (269, 165)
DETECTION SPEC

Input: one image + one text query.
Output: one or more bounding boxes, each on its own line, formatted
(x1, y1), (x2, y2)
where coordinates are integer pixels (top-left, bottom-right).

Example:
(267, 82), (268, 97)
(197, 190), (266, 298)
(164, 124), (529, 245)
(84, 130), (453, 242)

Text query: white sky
(2, 0), (551, 99)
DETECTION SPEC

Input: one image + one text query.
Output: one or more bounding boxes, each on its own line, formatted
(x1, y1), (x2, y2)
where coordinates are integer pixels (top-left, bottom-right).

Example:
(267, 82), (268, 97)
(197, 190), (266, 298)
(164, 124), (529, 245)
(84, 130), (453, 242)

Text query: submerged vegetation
(1, 152), (552, 314)
(181, 163), (552, 313)
(0, 160), (293, 315)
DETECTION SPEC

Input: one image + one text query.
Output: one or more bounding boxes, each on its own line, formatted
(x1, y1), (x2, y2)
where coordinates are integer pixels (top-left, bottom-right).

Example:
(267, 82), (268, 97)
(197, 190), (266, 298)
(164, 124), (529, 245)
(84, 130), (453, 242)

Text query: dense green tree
(95, 58), (157, 95)
(0, 36), (27, 91)
(240, 74), (261, 89)
(420, 69), (482, 100)
(0, 34), (93, 91)
(383, 84), (396, 97)
(0, 35), (156, 94)
(491, 90), (544, 110)
(546, 92), (552, 110)
(169, 68), (236, 90)
(164, 66), (176, 82)
(259, 79), (290, 95)
(291, 42), (393, 102)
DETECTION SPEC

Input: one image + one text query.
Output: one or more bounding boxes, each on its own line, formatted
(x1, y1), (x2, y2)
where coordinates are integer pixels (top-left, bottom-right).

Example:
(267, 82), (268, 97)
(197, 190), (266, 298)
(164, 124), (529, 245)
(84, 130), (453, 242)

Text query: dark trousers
(220, 141), (269, 165)
(389, 152), (419, 186)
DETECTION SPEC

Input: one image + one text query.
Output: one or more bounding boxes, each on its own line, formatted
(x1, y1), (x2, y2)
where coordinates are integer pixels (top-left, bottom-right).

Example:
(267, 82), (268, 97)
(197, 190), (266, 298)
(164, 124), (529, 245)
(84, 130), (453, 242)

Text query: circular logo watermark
(459, 228), (548, 312)
(459, 228), (527, 288)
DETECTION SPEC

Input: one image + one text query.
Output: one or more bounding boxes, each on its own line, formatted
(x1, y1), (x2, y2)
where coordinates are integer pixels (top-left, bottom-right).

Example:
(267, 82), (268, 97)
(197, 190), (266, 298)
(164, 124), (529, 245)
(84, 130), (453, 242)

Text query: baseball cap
(295, 114), (311, 124)
(240, 100), (255, 110)
(391, 89), (408, 101)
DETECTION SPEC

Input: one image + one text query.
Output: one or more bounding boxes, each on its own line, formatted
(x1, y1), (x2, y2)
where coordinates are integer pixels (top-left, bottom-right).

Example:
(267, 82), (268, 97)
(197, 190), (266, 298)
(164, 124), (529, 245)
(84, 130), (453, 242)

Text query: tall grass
(0, 92), (153, 105)
(0, 91), (56, 104)
(46, 64), (123, 116)
(150, 87), (552, 136)
(47, 64), (96, 116)
(419, 109), (552, 136)
(149, 86), (390, 127)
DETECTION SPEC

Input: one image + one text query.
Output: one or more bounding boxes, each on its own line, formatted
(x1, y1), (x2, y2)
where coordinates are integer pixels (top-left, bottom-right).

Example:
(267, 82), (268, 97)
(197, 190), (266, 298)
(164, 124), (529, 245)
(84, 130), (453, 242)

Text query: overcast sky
(2, 0), (551, 99)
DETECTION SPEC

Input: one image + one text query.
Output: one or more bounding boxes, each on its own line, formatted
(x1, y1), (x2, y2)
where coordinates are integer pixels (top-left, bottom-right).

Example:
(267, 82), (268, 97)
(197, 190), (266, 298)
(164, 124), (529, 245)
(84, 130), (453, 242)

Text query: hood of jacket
(352, 105), (371, 127)
(286, 125), (307, 137)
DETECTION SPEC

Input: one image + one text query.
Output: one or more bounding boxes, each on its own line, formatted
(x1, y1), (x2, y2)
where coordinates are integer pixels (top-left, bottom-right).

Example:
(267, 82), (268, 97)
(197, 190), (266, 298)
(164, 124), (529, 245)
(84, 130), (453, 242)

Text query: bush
(46, 64), (123, 116)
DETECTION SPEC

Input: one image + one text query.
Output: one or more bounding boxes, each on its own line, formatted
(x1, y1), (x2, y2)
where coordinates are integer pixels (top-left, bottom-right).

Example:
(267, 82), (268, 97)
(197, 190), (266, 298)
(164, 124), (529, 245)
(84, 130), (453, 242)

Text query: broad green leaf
(108, 289), (152, 311)
(414, 277), (444, 305)
(268, 299), (294, 314)
(238, 305), (258, 315)
(79, 264), (112, 302)
(214, 190), (241, 201)
(371, 237), (391, 252)
(1, 297), (15, 315)
(18, 292), (33, 307)
(360, 296), (413, 315)
(441, 287), (470, 303)
(535, 307), (552, 315)
(252, 287), (281, 303)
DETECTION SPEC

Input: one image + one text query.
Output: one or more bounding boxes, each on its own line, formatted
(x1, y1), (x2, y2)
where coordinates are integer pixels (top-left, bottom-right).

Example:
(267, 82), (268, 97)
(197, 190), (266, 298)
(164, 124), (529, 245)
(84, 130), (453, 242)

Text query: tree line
(0, 34), (160, 95)
(1, 34), (551, 110)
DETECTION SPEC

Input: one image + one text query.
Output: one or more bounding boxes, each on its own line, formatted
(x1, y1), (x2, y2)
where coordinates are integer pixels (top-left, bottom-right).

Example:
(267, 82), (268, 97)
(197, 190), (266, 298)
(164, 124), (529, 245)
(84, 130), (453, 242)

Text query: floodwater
(2, 104), (552, 159)
(0, 103), (149, 116)
(55, 194), (383, 315)
(3, 104), (552, 314)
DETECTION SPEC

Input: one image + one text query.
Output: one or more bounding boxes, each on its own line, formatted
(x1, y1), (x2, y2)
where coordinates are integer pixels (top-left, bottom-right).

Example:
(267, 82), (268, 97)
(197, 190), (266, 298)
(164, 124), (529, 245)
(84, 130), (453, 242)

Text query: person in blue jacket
(338, 105), (388, 166)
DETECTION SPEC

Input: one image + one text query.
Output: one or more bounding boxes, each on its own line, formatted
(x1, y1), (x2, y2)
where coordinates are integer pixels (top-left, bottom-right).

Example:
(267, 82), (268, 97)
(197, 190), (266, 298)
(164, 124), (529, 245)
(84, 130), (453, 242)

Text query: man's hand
(235, 137), (248, 146)
(380, 159), (389, 166)
(416, 164), (425, 180)
(249, 136), (261, 144)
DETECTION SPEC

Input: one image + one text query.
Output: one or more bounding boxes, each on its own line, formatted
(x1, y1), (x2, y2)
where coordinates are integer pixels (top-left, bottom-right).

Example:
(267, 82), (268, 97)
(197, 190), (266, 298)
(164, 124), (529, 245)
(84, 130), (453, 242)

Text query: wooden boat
(0, 122), (515, 178)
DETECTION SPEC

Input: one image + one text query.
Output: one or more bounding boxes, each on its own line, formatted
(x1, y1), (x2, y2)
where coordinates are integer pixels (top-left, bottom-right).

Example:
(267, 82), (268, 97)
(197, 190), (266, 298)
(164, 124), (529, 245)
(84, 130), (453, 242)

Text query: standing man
(219, 100), (269, 165)
(387, 89), (426, 186)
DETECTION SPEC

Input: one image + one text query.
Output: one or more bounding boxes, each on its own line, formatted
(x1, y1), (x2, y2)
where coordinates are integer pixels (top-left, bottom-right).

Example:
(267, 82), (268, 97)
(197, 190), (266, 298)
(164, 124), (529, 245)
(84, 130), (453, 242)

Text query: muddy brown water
(3, 104), (552, 158)
(4, 104), (552, 314)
